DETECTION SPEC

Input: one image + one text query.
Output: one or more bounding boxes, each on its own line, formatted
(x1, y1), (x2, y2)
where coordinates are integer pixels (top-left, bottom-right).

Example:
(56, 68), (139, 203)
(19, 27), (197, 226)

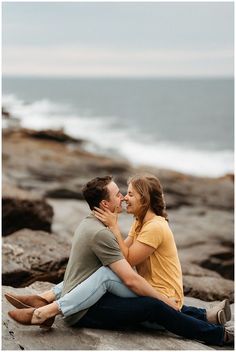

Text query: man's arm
(109, 259), (179, 310)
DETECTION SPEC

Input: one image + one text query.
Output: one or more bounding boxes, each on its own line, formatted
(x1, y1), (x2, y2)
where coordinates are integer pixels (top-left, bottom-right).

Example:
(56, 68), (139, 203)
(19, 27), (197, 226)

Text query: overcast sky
(2, 2), (234, 77)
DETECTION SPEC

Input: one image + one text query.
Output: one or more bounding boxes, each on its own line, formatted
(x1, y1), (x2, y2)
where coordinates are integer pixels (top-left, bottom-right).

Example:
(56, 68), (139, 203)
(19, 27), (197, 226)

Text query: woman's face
(124, 183), (141, 216)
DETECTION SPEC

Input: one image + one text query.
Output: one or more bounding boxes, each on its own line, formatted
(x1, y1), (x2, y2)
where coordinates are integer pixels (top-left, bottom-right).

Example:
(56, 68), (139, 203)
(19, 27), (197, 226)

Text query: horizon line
(2, 74), (234, 80)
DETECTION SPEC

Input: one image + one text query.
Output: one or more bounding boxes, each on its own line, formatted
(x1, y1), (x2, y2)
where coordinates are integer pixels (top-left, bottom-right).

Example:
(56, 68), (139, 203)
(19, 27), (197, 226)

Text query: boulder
(2, 184), (54, 236)
(3, 282), (233, 350)
(2, 229), (70, 287)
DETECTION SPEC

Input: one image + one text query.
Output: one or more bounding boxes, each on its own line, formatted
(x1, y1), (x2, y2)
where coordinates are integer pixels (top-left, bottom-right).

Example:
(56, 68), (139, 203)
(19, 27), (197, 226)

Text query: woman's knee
(96, 266), (114, 278)
(97, 266), (120, 281)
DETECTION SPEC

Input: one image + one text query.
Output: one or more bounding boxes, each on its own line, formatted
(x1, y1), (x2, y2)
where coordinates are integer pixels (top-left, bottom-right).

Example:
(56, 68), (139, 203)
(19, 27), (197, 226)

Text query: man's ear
(100, 200), (109, 209)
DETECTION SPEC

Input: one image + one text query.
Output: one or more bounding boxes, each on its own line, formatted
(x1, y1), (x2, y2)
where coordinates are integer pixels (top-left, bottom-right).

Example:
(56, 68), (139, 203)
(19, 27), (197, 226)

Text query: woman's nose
(124, 194), (128, 201)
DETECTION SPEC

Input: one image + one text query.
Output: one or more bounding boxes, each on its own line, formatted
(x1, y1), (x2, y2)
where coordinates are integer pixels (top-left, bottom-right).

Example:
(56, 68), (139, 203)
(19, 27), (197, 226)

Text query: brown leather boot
(5, 292), (49, 309)
(8, 307), (54, 329)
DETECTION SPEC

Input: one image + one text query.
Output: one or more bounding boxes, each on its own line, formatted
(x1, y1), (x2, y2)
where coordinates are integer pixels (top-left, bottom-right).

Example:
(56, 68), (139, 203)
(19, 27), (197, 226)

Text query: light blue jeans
(53, 266), (137, 317)
(52, 266), (169, 330)
(52, 267), (211, 332)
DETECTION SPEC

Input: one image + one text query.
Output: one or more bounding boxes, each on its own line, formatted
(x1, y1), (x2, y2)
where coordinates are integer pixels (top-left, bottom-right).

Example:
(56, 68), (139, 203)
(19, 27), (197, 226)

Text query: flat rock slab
(183, 275), (234, 303)
(2, 283), (234, 350)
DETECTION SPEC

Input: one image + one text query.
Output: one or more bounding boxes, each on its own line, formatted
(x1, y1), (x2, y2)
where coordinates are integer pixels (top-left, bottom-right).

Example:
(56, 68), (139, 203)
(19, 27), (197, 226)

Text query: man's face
(105, 181), (124, 213)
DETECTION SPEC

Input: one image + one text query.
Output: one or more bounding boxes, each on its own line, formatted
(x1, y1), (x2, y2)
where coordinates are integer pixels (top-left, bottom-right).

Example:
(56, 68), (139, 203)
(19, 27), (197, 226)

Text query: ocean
(2, 76), (234, 177)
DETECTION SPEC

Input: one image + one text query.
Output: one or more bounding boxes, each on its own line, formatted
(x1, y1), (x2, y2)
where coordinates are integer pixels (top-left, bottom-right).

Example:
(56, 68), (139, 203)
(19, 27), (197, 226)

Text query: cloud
(2, 45), (233, 77)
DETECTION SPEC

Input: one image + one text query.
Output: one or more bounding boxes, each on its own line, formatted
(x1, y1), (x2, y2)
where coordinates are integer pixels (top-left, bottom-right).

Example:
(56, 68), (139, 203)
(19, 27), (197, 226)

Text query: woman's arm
(93, 207), (155, 266)
(109, 223), (155, 266)
(124, 236), (134, 248)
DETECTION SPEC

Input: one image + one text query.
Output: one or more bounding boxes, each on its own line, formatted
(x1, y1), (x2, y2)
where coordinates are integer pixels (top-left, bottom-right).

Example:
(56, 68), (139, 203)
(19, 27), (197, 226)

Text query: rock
(2, 108), (22, 131)
(45, 187), (84, 200)
(2, 129), (132, 194)
(2, 229), (70, 287)
(2, 184), (54, 236)
(2, 107), (10, 118)
(201, 248), (234, 280)
(168, 205), (233, 277)
(183, 275), (234, 303)
(24, 128), (84, 144)
(169, 206), (233, 248)
(178, 241), (234, 282)
(152, 169), (234, 211)
(3, 282), (233, 350)
(181, 262), (221, 278)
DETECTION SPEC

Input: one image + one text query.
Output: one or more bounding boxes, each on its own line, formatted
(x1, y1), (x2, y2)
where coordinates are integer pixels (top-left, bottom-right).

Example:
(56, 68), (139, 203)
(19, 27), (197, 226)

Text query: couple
(6, 175), (233, 346)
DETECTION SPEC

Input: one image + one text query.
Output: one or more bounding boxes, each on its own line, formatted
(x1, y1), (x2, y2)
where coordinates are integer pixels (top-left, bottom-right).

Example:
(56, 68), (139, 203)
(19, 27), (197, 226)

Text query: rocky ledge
(2, 283), (234, 350)
(2, 120), (234, 350)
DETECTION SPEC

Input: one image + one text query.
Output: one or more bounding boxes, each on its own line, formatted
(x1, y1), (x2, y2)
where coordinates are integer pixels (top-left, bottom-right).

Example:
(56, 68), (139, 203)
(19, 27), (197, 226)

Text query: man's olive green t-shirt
(61, 214), (124, 325)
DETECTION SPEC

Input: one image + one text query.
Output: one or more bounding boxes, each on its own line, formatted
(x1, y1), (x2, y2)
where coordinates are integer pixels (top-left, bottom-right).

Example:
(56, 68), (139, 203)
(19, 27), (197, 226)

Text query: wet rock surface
(2, 126), (234, 350)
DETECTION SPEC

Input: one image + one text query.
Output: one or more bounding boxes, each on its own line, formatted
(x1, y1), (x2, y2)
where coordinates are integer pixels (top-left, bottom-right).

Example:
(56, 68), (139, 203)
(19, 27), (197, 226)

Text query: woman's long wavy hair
(128, 174), (168, 233)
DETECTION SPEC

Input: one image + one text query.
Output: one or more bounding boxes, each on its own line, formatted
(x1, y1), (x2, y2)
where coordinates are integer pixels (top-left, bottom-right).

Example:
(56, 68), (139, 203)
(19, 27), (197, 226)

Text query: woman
(6, 175), (232, 344)
(94, 174), (184, 309)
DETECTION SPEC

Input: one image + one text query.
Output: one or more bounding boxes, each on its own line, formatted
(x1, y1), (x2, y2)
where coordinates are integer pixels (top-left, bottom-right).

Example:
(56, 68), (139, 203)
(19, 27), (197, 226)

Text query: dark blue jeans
(181, 304), (206, 320)
(77, 293), (224, 346)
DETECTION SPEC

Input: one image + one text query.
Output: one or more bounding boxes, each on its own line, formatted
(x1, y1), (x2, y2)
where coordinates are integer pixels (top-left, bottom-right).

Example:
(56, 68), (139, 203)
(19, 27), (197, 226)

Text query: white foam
(2, 94), (234, 177)
(118, 140), (234, 177)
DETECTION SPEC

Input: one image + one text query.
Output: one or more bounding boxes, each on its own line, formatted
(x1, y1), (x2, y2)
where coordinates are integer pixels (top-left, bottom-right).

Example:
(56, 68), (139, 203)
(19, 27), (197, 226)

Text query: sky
(2, 2), (234, 77)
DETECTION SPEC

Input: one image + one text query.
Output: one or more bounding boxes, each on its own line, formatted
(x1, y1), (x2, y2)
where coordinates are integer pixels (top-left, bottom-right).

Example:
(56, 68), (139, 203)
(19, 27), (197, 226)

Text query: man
(6, 176), (233, 345)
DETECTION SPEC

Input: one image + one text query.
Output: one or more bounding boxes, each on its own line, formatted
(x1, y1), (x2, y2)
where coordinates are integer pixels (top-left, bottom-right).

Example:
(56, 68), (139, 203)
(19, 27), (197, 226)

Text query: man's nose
(120, 194), (125, 200)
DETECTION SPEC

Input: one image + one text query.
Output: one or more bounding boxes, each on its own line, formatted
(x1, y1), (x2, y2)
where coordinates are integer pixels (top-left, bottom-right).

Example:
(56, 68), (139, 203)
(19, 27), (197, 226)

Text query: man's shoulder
(75, 214), (108, 237)
(93, 226), (113, 240)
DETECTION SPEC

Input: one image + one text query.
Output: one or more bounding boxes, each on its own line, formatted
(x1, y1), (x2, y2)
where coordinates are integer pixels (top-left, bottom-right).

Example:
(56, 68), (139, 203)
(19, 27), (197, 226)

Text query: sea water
(2, 77), (234, 177)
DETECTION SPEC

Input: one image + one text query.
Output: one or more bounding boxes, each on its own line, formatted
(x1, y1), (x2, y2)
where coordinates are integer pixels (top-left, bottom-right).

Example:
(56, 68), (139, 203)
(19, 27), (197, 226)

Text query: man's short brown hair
(82, 176), (112, 210)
